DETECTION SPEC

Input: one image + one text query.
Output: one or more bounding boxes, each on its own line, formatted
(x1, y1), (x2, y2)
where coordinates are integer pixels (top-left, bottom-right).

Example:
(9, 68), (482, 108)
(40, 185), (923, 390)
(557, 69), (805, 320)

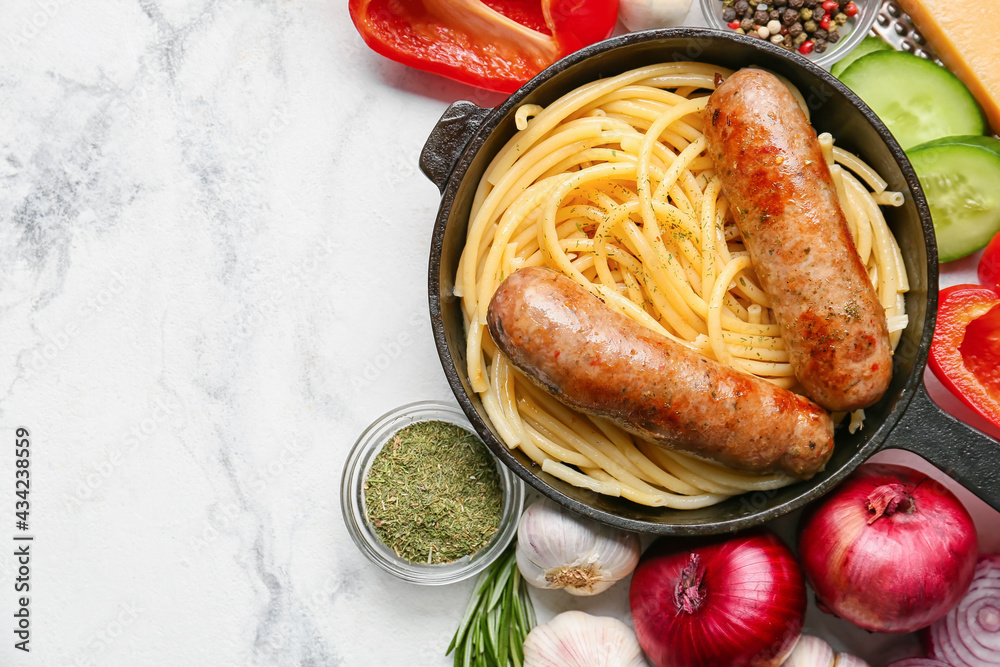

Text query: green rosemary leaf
(523, 579), (537, 629)
(461, 627), (473, 667)
(473, 619), (483, 663)
(481, 613), (496, 663)
(474, 567), (494, 597)
(487, 551), (516, 609)
(511, 593), (525, 636)
(496, 581), (512, 664)
(492, 602), (504, 650)
(512, 573), (529, 635)
(509, 622), (523, 667)
(449, 565), (493, 654)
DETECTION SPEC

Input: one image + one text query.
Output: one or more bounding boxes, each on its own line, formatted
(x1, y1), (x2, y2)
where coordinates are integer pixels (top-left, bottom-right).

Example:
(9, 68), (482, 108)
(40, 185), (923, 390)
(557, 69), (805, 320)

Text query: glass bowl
(341, 400), (524, 585)
(697, 0), (880, 70)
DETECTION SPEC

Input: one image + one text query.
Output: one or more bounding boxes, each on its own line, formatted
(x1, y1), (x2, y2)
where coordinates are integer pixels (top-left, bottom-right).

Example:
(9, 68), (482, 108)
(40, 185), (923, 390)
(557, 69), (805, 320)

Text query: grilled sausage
(487, 267), (834, 479)
(704, 68), (892, 412)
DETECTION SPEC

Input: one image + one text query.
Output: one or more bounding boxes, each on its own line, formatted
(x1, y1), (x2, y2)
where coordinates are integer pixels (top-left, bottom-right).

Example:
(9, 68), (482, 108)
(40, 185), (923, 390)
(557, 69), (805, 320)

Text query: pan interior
(430, 30), (934, 534)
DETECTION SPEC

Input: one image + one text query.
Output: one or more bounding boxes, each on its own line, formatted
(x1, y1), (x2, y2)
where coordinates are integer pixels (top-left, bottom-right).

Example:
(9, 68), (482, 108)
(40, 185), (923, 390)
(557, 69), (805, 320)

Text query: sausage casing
(704, 69), (892, 412)
(487, 267), (834, 479)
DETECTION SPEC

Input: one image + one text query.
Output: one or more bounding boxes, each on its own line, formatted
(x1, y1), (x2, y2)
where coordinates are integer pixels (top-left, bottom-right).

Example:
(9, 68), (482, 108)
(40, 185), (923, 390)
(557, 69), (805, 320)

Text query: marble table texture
(1, 1), (997, 666)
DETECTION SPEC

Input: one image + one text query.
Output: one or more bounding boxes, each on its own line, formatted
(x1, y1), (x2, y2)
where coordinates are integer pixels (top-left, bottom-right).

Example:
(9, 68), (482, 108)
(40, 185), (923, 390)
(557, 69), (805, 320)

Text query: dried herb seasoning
(363, 420), (503, 564)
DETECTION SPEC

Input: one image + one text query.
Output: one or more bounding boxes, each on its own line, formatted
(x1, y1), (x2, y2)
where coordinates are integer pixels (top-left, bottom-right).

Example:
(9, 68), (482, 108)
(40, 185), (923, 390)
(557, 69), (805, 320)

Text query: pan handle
(419, 101), (491, 194)
(881, 381), (1000, 511)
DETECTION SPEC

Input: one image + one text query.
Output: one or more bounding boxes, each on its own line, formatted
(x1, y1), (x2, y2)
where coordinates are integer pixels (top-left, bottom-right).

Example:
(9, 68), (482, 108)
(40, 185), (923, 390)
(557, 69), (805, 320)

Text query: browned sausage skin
(487, 267), (834, 479)
(704, 69), (892, 412)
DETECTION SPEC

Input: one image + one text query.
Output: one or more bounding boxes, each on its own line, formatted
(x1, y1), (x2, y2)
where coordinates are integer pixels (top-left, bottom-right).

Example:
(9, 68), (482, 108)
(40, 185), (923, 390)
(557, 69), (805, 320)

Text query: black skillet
(420, 29), (1000, 534)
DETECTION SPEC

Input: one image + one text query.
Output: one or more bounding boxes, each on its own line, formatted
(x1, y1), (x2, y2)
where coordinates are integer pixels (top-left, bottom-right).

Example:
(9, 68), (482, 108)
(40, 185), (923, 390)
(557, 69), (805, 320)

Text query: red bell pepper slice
(348, 0), (619, 93)
(978, 230), (1000, 292)
(929, 284), (1000, 428)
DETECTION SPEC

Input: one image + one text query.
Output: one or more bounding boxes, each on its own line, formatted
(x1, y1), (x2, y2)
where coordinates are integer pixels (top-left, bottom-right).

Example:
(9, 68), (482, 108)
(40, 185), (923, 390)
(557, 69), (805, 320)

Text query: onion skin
(799, 463), (978, 634)
(629, 530), (805, 667)
(921, 554), (1000, 666)
(883, 660), (951, 667)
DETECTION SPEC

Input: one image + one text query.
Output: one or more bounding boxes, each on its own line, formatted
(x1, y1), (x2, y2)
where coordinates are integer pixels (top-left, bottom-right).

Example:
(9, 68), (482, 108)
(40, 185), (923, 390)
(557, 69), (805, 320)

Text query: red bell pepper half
(348, 0), (619, 93)
(929, 284), (1000, 429)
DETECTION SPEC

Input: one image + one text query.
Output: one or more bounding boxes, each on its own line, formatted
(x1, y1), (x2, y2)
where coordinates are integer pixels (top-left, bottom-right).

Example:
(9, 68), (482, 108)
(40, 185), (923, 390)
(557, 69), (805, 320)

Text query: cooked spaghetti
(456, 62), (909, 508)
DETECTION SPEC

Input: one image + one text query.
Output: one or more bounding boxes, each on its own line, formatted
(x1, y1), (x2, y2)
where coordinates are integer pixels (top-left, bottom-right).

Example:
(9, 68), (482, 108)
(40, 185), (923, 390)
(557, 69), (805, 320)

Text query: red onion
(922, 554), (1000, 666)
(883, 660), (951, 667)
(799, 463), (978, 633)
(629, 530), (805, 667)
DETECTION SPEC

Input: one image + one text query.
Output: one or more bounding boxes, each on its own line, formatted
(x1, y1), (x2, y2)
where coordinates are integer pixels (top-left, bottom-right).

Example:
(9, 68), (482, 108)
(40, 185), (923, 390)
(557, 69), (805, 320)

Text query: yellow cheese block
(896, 0), (1000, 133)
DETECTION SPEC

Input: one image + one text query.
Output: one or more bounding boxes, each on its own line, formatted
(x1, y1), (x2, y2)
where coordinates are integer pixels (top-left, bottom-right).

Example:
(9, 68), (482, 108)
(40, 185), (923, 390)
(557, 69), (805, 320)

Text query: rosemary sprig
(447, 543), (536, 667)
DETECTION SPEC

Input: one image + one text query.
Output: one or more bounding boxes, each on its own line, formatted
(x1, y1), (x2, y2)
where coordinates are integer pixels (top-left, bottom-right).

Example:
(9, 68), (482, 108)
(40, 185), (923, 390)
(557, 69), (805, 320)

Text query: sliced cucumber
(830, 36), (892, 78)
(909, 134), (1000, 158)
(839, 50), (986, 150)
(908, 143), (1000, 262)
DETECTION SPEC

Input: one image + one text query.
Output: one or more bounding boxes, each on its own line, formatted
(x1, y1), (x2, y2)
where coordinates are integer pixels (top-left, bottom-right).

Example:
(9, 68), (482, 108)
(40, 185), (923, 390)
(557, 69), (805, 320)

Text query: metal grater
(871, 0), (941, 64)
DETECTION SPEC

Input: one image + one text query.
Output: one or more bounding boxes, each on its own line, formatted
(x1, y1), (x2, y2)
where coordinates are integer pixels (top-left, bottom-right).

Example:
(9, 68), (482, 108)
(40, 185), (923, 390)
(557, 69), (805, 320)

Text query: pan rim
(427, 28), (938, 534)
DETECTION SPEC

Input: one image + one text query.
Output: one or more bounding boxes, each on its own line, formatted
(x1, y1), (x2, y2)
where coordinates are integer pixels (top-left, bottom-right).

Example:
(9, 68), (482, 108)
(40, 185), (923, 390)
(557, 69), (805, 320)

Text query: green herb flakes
(363, 420), (503, 564)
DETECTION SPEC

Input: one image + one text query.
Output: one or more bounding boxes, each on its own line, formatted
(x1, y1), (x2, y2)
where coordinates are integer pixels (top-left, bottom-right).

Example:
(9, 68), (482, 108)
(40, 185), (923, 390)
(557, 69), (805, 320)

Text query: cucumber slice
(909, 134), (1000, 158)
(908, 143), (1000, 262)
(839, 51), (986, 150)
(830, 36), (892, 78)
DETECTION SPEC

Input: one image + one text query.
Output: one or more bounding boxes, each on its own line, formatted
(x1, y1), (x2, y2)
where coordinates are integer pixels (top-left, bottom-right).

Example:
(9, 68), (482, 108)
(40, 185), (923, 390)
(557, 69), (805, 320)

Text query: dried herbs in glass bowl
(341, 401), (524, 585)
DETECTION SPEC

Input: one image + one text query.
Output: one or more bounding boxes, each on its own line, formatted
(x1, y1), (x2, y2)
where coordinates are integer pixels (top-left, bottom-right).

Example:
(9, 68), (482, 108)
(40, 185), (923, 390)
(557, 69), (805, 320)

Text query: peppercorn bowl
(697, 0), (880, 69)
(341, 400), (525, 585)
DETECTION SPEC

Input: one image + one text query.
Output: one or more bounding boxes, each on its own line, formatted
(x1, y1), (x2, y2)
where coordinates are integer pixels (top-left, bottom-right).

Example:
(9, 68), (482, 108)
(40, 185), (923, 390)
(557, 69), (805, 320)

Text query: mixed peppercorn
(717, 0), (860, 55)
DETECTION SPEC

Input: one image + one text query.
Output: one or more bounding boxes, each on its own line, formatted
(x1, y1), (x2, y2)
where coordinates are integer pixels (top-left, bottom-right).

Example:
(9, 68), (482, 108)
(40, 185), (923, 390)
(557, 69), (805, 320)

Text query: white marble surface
(1, 2), (997, 666)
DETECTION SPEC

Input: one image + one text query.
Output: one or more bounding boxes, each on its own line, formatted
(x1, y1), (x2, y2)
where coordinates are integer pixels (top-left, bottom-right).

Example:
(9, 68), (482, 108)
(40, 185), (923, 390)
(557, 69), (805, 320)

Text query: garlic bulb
(523, 611), (647, 667)
(618, 0), (694, 32)
(779, 636), (871, 667)
(833, 654), (871, 667)
(782, 635), (835, 667)
(516, 498), (640, 596)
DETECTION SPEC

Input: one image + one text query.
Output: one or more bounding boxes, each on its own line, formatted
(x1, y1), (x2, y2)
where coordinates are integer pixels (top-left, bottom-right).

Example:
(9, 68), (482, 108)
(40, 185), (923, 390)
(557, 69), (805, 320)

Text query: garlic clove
(781, 635), (835, 667)
(833, 653), (871, 667)
(516, 498), (640, 596)
(618, 0), (694, 31)
(523, 610), (647, 667)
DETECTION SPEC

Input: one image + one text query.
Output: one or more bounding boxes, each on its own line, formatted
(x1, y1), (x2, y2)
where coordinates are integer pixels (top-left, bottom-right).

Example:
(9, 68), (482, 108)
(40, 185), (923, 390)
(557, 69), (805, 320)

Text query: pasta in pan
(456, 62), (909, 508)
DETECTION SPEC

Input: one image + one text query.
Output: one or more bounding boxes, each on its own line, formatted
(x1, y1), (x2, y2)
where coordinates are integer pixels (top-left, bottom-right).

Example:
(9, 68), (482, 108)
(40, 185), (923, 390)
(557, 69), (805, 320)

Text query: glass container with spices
(697, 0), (879, 69)
(341, 401), (524, 585)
